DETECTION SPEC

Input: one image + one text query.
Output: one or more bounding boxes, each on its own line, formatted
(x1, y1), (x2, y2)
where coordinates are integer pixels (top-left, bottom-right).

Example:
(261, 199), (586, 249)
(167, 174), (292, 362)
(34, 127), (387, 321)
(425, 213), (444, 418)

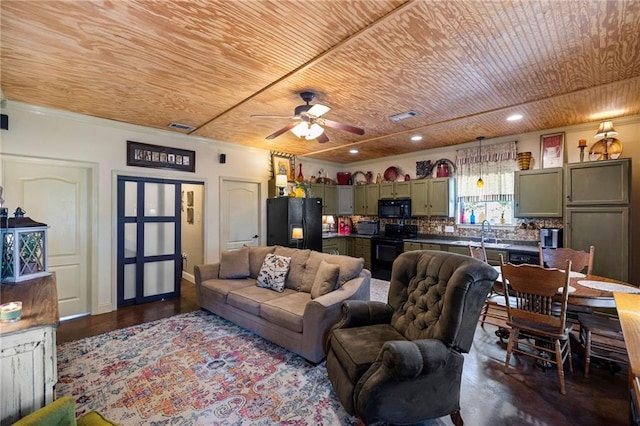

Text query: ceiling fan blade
(319, 118), (365, 135)
(307, 104), (330, 117)
(250, 114), (297, 119)
(316, 132), (330, 143)
(266, 123), (297, 140)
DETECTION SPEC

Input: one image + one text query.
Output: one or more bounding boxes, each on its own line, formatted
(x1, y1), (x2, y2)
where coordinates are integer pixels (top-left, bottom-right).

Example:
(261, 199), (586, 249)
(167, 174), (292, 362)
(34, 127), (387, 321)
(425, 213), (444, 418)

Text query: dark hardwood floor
(56, 280), (630, 425)
(57, 279), (199, 344)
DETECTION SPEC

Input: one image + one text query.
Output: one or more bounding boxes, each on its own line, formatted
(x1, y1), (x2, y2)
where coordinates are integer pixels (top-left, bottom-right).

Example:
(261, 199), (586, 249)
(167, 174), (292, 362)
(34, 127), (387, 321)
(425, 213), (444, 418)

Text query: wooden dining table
(567, 274), (640, 308)
(492, 266), (640, 308)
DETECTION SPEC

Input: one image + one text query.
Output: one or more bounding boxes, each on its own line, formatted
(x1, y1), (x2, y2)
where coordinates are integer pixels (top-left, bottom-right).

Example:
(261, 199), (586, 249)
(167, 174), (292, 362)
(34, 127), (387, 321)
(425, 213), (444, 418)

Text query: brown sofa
(194, 245), (371, 363)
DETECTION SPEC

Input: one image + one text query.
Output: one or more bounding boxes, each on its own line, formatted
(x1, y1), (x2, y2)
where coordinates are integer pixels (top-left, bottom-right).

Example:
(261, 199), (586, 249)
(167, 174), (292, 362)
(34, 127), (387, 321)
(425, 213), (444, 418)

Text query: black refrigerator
(267, 197), (322, 252)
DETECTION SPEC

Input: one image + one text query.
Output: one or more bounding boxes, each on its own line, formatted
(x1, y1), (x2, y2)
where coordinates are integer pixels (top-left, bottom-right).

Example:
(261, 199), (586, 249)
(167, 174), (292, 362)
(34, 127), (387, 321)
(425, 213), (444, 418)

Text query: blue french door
(117, 176), (182, 306)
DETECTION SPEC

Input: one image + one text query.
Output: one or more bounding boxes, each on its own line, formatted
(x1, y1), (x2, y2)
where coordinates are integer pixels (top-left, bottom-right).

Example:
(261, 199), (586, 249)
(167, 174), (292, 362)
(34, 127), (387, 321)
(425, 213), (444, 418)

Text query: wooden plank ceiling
(2, 0), (640, 164)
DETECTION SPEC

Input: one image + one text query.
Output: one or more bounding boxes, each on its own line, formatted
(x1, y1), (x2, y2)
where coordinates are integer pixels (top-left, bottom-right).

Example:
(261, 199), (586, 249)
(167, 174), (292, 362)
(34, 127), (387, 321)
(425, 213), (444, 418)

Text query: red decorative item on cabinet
(436, 161), (449, 177)
(297, 163), (304, 182)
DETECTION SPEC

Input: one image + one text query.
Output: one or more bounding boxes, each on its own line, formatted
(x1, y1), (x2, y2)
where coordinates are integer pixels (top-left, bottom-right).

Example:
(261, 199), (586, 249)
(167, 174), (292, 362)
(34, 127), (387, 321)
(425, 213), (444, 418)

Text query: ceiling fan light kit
(291, 122), (324, 140)
(253, 91), (364, 144)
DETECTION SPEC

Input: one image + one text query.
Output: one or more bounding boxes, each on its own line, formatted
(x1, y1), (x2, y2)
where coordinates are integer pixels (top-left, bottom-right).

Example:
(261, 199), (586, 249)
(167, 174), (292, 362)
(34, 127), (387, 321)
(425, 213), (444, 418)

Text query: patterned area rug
(56, 280), (391, 425)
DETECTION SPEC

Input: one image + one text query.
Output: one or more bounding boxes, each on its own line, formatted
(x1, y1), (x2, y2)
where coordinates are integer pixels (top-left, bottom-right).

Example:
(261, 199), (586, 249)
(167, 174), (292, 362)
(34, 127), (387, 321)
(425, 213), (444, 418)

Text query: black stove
(374, 224), (418, 241)
(371, 224), (418, 280)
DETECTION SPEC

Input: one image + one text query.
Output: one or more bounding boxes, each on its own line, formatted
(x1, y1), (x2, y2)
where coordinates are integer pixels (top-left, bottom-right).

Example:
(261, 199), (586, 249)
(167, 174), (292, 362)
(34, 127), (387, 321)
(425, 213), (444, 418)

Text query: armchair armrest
(335, 300), (394, 329)
(378, 339), (449, 380)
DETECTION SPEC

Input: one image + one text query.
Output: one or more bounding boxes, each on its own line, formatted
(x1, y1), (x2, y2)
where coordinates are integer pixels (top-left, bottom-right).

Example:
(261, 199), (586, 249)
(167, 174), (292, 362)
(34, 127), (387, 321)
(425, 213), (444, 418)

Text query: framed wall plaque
(271, 152), (295, 181)
(540, 132), (565, 169)
(127, 140), (196, 172)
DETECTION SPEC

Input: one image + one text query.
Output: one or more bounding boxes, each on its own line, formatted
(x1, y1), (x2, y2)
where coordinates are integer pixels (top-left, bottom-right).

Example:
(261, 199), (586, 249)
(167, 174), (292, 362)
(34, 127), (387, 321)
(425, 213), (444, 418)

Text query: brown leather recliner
(326, 250), (498, 425)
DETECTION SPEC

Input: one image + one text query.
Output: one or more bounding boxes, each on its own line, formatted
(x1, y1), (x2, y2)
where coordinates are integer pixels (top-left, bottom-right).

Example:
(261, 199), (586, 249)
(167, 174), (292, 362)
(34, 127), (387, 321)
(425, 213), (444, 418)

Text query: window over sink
(456, 141), (518, 225)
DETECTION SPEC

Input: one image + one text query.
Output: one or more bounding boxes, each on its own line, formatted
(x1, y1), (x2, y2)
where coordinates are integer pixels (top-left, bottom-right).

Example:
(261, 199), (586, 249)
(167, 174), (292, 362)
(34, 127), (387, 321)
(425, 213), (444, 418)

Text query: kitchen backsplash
(345, 215), (564, 243)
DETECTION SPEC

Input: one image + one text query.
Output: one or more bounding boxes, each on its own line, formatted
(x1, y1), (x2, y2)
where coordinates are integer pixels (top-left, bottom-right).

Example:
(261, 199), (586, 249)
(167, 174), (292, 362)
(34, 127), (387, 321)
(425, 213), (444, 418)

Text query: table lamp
(291, 227), (303, 249)
(325, 216), (335, 233)
(594, 120), (618, 160)
(275, 174), (288, 197)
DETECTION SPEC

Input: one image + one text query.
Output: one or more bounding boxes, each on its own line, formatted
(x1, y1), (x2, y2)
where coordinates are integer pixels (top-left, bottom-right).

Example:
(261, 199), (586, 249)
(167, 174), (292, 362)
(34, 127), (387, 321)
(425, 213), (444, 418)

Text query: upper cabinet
(410, 178), (455, 217)
(565, 159), (630, 206)
(354, 184), (378, 215)
(514, 168), (563, 217)
(337, 185), (354, 215)
(379, 181), (411, 199)
(310, 183), (337, 215)
(365, 184), (380, 215)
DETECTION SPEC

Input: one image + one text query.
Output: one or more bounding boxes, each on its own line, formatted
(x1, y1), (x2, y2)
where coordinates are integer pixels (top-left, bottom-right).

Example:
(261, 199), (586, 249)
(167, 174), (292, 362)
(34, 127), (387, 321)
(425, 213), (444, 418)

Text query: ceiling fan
(250, 91), (365, 143)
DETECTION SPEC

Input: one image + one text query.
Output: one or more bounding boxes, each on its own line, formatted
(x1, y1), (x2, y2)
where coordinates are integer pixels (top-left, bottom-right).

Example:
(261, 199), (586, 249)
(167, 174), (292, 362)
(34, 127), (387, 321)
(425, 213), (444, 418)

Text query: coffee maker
(540, 228), (562, 248)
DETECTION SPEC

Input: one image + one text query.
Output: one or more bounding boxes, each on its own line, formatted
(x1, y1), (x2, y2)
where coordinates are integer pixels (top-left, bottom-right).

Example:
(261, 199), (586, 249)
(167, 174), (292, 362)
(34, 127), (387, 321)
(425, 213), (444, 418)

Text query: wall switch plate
(445, 225), (455, 233)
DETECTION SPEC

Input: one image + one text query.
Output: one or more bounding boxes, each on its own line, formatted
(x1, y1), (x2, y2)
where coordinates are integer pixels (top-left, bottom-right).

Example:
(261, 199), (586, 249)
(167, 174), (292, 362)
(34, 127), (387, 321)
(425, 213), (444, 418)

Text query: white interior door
(220, 179), (261, 250)
(1, 157), (91, 318)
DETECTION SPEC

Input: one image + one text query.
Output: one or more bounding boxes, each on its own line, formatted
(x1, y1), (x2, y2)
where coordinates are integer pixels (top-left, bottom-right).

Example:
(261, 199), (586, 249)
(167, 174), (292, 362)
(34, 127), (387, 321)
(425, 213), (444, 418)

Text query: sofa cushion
(219, 246), (250, 279)
(248, 246), (276, 278)
(227, 285), (296, 316)
(256, 253), (291, 292)
(274, 246), (311, 291)
(200, 278), (255, 304)
(311, 260), (340, 299)
(260, 291), (310, 333)
(302, 251), (365, 292)
(330, 324), (406, 382)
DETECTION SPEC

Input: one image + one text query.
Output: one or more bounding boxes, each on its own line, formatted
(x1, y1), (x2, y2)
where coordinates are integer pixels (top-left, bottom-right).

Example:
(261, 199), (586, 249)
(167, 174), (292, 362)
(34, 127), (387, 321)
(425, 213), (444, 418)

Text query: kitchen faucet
(481, 220), (491, 244)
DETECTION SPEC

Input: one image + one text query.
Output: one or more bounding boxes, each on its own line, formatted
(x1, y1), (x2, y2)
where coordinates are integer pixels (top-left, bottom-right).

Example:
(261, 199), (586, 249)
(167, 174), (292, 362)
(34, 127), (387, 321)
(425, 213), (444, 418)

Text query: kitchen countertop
(322, 232), (539, 253)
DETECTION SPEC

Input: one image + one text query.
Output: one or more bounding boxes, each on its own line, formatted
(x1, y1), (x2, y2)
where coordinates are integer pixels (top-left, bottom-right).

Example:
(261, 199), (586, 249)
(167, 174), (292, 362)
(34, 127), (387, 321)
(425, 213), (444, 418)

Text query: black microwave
(378, 198), (411, 219)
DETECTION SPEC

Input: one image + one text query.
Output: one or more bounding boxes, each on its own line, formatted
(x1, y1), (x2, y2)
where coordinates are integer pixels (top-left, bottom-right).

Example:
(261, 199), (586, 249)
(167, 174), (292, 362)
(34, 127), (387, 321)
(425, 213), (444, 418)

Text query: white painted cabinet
(0, 275), (58, 425)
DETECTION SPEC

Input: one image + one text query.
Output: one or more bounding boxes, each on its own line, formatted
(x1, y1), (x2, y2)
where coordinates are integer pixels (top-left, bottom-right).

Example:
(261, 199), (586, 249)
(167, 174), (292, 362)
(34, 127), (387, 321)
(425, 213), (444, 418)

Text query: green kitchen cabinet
(410, 178), (455, 217)
(565, 159), (630, 206)
(379, 181), (411, 199)
(354, 185), (366, 215)
(565, 206), (629, 282)
(310, 183), (337, 215)
(322, 237), (347, 255)
(514, 167), (563, 217)
(353, 237), (372, 271)
(404, 242), (442, 252)
(365, 184), (379, 215)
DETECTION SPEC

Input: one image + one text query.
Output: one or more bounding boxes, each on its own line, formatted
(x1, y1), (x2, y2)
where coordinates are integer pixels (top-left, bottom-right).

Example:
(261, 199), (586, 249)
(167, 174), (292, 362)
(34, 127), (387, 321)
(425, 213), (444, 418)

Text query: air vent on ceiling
(168, 122), (196, 131)
(389, 110), (419, 122)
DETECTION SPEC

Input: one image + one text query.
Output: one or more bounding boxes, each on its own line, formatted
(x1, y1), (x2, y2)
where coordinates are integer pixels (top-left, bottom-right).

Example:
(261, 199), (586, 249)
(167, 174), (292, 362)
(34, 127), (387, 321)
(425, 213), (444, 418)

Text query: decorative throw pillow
(256, 253), (291, 292)
(310, 260), (340, 299)
(219, 246), (250, 279)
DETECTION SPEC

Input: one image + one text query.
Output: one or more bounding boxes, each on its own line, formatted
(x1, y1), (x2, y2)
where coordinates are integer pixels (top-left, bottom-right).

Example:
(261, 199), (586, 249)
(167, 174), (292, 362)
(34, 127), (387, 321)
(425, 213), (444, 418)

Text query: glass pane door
(117, 176), (181, 306)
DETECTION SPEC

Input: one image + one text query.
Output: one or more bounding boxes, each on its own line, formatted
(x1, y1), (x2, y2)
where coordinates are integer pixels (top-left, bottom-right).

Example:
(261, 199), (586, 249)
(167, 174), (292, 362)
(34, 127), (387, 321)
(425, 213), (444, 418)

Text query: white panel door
(2, 158), (90, 318)
(220, 179), (260, 250)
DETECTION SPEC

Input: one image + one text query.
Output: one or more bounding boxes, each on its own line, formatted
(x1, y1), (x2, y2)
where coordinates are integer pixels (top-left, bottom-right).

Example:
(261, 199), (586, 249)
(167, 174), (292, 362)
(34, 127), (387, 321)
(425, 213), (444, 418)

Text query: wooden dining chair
(470, 244), (508, 334)
(500, 255), (573, 394)
(538, 243), (595, 275)
(577, 312), (628, 378)
(538, 243), (596, 325)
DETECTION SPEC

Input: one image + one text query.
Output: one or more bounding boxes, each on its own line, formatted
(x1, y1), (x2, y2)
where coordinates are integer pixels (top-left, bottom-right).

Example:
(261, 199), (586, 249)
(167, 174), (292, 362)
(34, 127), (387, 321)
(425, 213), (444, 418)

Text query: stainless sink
(450, 240), (511, 249)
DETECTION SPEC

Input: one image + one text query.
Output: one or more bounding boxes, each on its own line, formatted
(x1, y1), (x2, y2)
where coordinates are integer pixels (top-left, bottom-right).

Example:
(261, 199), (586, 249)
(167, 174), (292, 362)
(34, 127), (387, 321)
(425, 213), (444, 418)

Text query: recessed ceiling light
(507, 114), (523, 121)
(349, 149), (358, 154)
(411, 135), (423, 141)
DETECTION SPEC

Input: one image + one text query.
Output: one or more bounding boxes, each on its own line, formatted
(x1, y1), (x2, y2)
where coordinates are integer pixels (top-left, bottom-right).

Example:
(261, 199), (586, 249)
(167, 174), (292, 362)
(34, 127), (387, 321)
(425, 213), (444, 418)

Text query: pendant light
(476, 136), (485, 188)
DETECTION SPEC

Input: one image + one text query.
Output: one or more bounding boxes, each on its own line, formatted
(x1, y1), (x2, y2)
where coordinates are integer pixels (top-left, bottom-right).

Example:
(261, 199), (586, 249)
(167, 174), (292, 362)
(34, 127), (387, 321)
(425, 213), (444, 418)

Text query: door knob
(253, 234), (258, 238)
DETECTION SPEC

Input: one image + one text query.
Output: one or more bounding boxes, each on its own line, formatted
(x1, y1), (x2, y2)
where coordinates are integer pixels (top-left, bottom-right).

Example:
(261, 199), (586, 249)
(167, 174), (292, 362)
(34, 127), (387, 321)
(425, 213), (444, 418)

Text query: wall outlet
(444, 225), (455, 233)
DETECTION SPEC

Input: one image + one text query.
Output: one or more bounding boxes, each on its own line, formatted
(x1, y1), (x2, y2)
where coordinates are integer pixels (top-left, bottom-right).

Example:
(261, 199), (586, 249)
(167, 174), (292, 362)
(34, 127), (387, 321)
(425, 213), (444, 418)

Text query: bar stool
(577, 313), (628, 378)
